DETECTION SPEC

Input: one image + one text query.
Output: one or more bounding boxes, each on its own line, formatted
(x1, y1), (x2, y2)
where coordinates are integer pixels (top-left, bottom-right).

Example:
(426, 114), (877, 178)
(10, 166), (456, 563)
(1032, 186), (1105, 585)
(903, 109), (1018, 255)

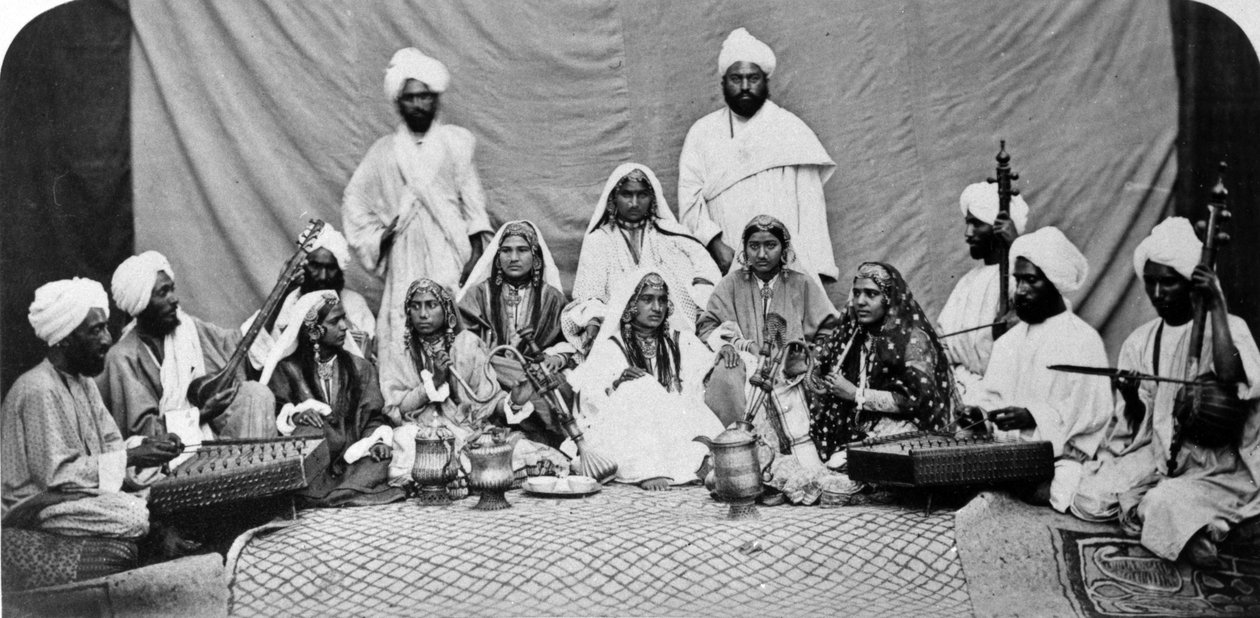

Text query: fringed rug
(227, 485), (970, 617)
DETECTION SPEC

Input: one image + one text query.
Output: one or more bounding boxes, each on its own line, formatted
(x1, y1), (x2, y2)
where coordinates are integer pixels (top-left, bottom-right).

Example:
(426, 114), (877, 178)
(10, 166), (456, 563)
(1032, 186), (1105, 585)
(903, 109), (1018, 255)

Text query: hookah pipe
(744, 313), (798, 452)
(487, 328), (618, 484)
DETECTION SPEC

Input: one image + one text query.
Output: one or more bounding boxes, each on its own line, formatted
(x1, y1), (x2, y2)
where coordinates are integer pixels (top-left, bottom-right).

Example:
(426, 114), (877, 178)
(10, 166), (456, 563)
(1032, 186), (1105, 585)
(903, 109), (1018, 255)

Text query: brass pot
(411, 420), (458, 506)
(466, 429), (514, 510)
(694, 421), (761, 520)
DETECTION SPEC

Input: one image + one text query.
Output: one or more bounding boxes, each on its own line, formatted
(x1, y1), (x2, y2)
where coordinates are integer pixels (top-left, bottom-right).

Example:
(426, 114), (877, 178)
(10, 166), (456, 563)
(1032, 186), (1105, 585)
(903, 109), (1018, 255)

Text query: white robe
(1073, 315), (1260, 560)
(678, 100), (837, 279)
(342, 122), (492, 378)
(937, 264), (1002, 405)
(976, 309), (1113, 512)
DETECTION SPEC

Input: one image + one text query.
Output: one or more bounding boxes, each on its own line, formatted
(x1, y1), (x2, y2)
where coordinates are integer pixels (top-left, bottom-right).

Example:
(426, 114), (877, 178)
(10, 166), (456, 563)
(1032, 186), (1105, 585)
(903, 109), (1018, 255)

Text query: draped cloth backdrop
(134, 1), (1179, 358)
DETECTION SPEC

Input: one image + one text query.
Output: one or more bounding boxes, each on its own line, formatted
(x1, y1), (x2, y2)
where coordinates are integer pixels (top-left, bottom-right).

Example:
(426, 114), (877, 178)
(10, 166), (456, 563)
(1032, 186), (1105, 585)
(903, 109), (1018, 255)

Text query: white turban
(718, 28), (776, 77)
(959, 182), (1030, 234)
(29, 278), (109, 346)
(383, 47), (449, 101)
(1009, 226), (1089, 294)
(310, 225), (352, 270)
(1133, 217), (1202, 281)
(111, 251), (173, 317)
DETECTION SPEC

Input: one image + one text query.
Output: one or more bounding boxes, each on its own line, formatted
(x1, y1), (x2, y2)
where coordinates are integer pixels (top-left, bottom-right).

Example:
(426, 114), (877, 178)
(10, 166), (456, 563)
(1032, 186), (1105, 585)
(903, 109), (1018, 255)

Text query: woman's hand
(811, 373), (858, 401)
(294, 409), (325, 428)
(613, 367), (648, 389)
(718, 344), (742, 369)
(369, 443), (392, 462)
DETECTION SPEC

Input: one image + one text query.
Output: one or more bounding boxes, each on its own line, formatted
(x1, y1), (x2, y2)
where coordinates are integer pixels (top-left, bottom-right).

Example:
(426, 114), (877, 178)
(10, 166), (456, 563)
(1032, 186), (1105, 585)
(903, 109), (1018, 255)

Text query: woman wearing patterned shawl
(568, 269), (724, 490)
(457, 220), (574, 446)
(562, 164), (720, 354)
(380, 278), (568, 489)
(260, 291), (404, 507)
(809, 262), (956, 466)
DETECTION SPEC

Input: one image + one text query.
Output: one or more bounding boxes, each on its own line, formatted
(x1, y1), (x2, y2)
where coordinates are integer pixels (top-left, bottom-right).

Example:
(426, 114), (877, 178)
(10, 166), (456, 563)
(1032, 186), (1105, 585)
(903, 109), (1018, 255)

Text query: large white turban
(1133, 216), (1201, 281)
(1009, 226), (1089, 294)
(718, 28), (776, 77)
(383, 47), (449, 101)
(310, 225), (352, 270)
(29, 278), (109, 346)
(959, 182), (1030, 234)
(111, 251), (173, 317)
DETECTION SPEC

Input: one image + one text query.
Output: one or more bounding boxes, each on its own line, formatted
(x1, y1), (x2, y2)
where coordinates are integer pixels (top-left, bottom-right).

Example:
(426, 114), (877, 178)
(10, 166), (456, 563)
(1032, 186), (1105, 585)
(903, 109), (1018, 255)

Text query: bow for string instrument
(985, 140), (1020, 338)
(186, 219), (326, 409)
(1172, 163), (1245, 455)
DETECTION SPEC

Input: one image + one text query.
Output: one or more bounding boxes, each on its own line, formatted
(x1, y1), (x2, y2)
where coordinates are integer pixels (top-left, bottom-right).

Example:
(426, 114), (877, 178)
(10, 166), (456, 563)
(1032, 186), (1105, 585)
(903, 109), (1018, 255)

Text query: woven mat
(227, 485), (970, 617)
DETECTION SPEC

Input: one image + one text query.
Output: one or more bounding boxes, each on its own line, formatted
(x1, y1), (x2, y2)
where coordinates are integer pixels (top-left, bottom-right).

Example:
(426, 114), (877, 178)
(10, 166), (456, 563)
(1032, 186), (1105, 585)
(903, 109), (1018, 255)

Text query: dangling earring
(494, 272), (502, 286)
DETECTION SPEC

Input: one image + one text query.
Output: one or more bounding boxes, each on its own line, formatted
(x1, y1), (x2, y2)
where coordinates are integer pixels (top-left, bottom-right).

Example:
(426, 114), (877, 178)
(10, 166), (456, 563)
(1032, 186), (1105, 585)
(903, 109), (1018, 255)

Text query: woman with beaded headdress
(697, 215), (840, 504)
(810, 263), (956, 470)
(380, 278), (569, 489)
(259, 291), (405, 507)
(567, 269), (724, 491)
(562, 163), (720, 355)
(457, 220), (574, 446)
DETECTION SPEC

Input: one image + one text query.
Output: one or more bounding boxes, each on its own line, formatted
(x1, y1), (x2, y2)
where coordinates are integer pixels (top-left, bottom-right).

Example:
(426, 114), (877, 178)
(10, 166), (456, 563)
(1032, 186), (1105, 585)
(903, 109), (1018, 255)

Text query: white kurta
(342, 122), (492, 378)
(1072, 315), (1260, 560)
(976, 309), (1113, 512)
(938, 264), (1002, 405)
(678, 100), (837, 279)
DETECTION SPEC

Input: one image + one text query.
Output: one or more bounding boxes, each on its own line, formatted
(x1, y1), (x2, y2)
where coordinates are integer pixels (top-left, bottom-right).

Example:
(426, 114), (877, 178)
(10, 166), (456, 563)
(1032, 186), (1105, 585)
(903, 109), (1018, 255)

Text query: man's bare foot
(639, 477), (671, 491)
(1182, 531), (1223, 570)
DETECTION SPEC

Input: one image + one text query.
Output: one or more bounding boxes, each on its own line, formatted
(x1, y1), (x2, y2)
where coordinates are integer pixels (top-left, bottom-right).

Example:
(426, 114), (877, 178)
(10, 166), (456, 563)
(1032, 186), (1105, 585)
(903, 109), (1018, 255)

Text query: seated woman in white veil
(567, 269), (724, 490)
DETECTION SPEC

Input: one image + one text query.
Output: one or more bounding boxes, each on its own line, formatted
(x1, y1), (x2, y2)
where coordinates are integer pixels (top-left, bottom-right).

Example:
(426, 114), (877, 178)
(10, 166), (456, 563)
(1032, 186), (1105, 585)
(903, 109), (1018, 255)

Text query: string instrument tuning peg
(1195, 220), (1208, 234)
(1010, 173), (1019, 181)
(985, 176), (996, 184)
(1010, 189), (1021, 196)
(1216, 232), (1231, 245)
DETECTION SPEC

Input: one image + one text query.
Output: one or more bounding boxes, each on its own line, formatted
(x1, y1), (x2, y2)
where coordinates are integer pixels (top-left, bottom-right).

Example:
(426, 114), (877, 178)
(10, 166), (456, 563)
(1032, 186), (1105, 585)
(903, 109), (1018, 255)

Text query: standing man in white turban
(962, 227), (1113, 513)
(247, 224), (377, 366)
(1072, 217), (1260, 568)
(97, 251), (275, 446)
(3, 279), (181, 543)
(678, 28), (838, 280)
(342, 47), (493, 377)
(937, 182), (1030, 404)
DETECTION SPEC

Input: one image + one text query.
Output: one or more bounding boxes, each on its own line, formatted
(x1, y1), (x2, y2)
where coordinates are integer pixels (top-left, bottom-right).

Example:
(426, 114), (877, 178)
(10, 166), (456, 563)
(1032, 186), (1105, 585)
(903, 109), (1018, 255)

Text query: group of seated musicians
(3, 32), (1256, 580)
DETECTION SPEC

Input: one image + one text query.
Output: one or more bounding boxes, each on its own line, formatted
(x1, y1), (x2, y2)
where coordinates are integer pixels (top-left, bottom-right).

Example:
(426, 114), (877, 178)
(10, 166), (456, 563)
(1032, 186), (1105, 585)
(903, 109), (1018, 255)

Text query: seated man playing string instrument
(808, 262), (956, 503)
(98, 252), (275, 451)
(260, 291), (405, 508)
(1072, 217), (1260, 567)
(3, 279), (192, 576)
(963, 227), (1112, 512)
(563, 164), (720, 355)
(249, 224), (377, 365)
(697, 215), (840, 504)
(567, 269), (725, 491)
(458, 220), (575, 446)
(380, 278), (568, 490)
(937, 182), (1028, 404)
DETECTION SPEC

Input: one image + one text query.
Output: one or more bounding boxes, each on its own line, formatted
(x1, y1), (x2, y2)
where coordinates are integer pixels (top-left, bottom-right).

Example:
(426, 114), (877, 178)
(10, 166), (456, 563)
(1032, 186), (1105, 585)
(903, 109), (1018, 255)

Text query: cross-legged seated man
(1072, 217), (1260, 567)
(98, 251), (275, 448)
(567, 270), (725, 491)
(965, 227), (1112, 512)
(3, 279), (190, 579)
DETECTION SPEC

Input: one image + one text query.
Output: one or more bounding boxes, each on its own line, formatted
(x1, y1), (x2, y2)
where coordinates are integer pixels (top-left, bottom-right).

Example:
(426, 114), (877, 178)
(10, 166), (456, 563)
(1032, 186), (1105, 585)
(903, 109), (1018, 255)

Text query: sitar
(186, 219), (326, 409)
(985, 141), (1020, 337)
(1171, 163), (1245, 456)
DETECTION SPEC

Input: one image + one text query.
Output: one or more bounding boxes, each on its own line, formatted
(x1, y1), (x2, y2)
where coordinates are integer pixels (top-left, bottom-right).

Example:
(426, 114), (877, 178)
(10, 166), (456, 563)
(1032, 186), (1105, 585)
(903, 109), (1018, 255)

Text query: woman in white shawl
(562, 164), (721, 354)
(567, 268), (725, 490)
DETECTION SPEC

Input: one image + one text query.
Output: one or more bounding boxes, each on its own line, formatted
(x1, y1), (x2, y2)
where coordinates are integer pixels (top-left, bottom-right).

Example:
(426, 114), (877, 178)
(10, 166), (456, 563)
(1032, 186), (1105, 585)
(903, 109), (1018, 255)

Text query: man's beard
(403, 111), (434, 133)
(301, 271), (345, 295)
(65, 340), (107, 376)
(724, 90), (767, 118)
(1014, 298), (1052, 324)
(969, 236), (994, 261)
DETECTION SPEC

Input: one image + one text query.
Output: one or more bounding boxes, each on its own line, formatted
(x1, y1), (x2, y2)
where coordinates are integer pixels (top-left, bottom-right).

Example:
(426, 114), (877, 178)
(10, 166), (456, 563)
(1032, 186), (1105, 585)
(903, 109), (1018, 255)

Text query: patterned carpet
(227, 486), (971, 617)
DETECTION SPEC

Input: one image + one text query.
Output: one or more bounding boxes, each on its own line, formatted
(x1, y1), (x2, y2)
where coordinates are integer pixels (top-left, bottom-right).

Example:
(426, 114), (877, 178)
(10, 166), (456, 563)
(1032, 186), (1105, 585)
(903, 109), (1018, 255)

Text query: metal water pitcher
(411, 420), (458, 506)
(694, 421), (762, 520)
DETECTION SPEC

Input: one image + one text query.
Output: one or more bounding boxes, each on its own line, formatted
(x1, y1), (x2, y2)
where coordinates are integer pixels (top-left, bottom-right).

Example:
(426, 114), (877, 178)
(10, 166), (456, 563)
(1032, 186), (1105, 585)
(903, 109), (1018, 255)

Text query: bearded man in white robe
(97, 252), (275, 447)
(3, 279), (180, 540)
(342, 47), (493, 376)
(1072, 217), (1260, 567)
(965, 227), (1113, 513)
(678, 28), (837, 280)
(937, 182), (1029, 405)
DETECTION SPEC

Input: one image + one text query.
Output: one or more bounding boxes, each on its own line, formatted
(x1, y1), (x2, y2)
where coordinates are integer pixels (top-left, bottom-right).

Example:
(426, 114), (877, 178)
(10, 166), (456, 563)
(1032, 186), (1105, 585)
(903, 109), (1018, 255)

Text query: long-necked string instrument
(985, 140), (1020, 338)
(187, 220), (325, 409)
(1170, 163), (1245, 466)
